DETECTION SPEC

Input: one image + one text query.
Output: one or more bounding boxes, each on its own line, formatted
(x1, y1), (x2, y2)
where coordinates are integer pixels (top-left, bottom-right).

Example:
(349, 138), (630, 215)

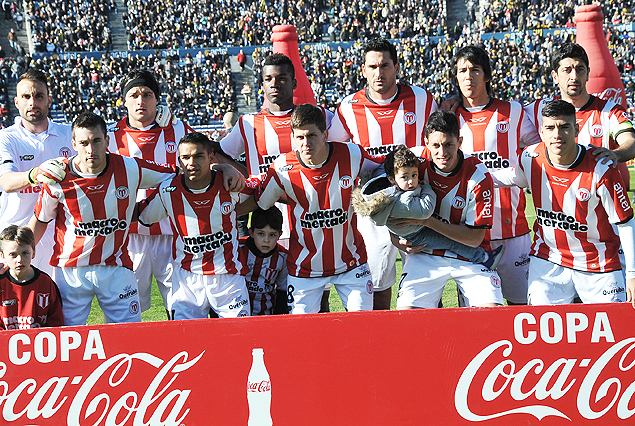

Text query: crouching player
(492, 99), (635, 306)
(239, 206), (289, 315)
(139, 132), (251, 319)
(1, 225), (63, 329)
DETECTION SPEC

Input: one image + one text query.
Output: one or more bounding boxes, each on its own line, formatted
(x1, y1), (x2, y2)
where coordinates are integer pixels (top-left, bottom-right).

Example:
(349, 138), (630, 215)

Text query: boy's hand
(388, 217), (428, 228)
(397, 237), (427, 254)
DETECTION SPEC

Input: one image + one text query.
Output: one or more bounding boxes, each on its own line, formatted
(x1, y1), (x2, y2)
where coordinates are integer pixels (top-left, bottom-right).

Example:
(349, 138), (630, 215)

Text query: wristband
(27, 167), (37, 186)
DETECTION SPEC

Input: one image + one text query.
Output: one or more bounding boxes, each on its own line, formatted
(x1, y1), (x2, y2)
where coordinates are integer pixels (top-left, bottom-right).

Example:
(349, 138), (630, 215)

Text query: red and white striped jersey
(524, 95), (634, 149)
(507, 143), (633, 272)
(138, 172), (252, 275)
(107, 117), (193, 235)
(220, 107), (334, 177)
(416, 149), (495, 259)
(456, 99), (531, 240)
(329, 83), (438, 154)
(238, 237), (288, 315)
(34, 155), (177, 269)
(257, 142), (383, 278)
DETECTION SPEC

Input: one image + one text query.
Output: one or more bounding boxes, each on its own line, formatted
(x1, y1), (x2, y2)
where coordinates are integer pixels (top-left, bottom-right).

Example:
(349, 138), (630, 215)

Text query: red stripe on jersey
(252, 113), (266, 176)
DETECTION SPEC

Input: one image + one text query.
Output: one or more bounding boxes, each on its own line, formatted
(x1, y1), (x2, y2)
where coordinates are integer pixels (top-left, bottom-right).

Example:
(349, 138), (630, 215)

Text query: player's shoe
(481, 245), (505, 270)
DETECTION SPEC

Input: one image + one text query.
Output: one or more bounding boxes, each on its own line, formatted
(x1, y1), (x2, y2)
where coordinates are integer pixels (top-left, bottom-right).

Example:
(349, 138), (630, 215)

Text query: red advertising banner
(1, 303), (635, 425)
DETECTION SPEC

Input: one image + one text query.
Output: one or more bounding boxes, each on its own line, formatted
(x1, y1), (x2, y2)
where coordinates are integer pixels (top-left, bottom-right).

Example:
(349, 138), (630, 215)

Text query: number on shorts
(287, 284), (295, 304)
(398, 273), (408, 291)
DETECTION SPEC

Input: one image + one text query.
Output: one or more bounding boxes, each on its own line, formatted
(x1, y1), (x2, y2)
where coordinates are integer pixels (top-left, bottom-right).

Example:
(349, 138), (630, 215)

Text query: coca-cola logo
(247, 380), (271, 392)
(454, 311), (635, 421)
(595, 87), (624, 105)
(1, 330), (204, 425)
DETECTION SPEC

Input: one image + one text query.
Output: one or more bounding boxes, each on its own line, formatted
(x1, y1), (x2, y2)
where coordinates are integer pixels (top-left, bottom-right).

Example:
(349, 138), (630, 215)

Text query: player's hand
(155, 105), (177, 127)
(440, 95), (460, 113)
(213, 163), (246, 192)
(29, 157), (66, 185)
(397, 237), (427, 254)
(626, 277), (635, 309)
(387, 217), (428, 228)
(590, 145), (618, 167)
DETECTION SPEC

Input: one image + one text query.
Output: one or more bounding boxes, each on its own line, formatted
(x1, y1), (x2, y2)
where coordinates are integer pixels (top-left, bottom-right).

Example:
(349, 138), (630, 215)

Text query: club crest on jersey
(115, 186), (130, 199)
(496, 121), (509, 133)
(452, 196), (466, 209)
(129, 300), (139, 315)
(490, 275), (501, 288)
(339, 175), (353, 189)
(576, 188), (591, 202)
(366, 280), (373, 294)
(403, 111), (416, 125)
(165, 141), (177, 154)
(59, 147), (72, 158)
(591, 124), (604, 138)
(220, 202), (234, 215)
(36, 293), (50, 309)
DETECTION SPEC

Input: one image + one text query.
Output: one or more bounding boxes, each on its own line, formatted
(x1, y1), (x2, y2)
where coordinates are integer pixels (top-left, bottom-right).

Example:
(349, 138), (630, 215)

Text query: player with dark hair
(257, 104), (384, 313)
(449, 45), (540, 305)
(263, 53), (295, 79)
(0, 69), (74, 275)
(493, 99), (635, 306)
(28, 112), (178, 325)
(0, 225), (64, 329)
(329, 37), (438, 309)
(239, 206), (289, 315)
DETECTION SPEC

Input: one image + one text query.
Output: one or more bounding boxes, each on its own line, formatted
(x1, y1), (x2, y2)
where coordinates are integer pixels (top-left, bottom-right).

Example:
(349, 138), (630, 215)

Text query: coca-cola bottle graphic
(247, 348), (272, 426)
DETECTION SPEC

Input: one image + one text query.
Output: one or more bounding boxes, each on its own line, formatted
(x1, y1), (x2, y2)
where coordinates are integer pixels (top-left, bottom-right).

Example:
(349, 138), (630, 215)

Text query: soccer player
(257, 104), (383, 314)
(28, 112), (178, 325)
(492, 99), (635, 306)
(329, 37), (439, 310)
(138, 132), (251, 319)
(450, 45), (540, 305)
(238, 206), (289, 316)
(0, 69), (73, 275)
(525, 42), (635, 164)
(0, 225), (64, 329)
(393, 110), (504, 309)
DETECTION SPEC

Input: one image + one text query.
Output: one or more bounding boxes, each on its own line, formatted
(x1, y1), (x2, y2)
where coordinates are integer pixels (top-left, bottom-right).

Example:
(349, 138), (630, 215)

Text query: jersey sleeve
(327, 106), (353, 142)
(596, 165), (634, 224)
(219, 119), (246, 159)
(609, 106), (635, 140)
(274, 252), (289, 292)
(465, 165), (494, 229)
(136, 158), (177, 189)
(359, 145), (385, 176)
(256, 163), (286, 210)
(138, 186), (169, 226)
(0, 133), (17, 176)
(519, 110), (541, 148)
(33, 184), (59, 223)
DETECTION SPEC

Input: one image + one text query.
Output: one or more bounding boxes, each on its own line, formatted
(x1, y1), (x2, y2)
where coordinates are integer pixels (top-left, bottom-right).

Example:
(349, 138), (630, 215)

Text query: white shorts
(397, 253), (504, 309)
(287, 264), (374, 314)
(32, 225), (55, 277)
(53, 265), (140, 326)
(170, 266), (250, 319)
(128, 233), (174, 311)
(357, 215), (397, 291)
(490, 233), (531, 304)
(528, 256), (626, 305)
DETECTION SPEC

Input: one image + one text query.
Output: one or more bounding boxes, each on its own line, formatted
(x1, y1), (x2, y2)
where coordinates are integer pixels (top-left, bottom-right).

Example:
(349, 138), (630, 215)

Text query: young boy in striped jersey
(238, 207), (289, 315)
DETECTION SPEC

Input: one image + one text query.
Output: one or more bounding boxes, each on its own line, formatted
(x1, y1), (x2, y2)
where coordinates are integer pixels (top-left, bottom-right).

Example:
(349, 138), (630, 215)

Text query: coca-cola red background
(1, 303), (635, 425)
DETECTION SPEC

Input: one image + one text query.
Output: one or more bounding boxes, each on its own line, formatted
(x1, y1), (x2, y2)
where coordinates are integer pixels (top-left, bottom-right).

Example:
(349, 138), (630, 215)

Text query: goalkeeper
(0, 69), (73, 275)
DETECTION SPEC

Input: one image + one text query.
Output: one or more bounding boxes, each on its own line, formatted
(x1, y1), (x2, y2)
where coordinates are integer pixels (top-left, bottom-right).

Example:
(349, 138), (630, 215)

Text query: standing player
(394, 110), (504, 309)
(107, 69), (193, 316)
(450, 45), (540, 305)
(493, 100), (635, 306)
(0, 69), (73, 275)
(257, 104), (383, 313)
(138, 132), (251, 319)
(329, 37), (439, 309)
(525, 42), (635, 164)
(28, 113), (178, 325)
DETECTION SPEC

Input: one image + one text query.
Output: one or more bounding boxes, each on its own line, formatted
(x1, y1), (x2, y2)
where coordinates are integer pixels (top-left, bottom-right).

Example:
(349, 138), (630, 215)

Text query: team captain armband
(612, 118), (635, 139)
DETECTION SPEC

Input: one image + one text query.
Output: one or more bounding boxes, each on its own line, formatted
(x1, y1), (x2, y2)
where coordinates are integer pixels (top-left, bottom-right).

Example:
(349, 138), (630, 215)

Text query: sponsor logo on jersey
(526, 151), (540, 158)
(376, 110), (393, 117)
(312, 172), (330, 183)
(274, 119), (291, 127)
(165, 141), (177, 154)
(590, 124), (604, 138)
(356, 268), (371, 279)
(19, 185), (41, 194)
(36, 293), (50, 309)
(602, 285), (625, 296)
(576, 188), (591, 202)
(75, 218), (128, 236)
(59, 147), (72, 158)
(515, 253), (530, 267)
(346, 99), (359, 104)
(452, 196), (466, 209)
(258, 155), (281, 174)
(119, 285), (138, 300)
(87, 184), (105, 193)
(496, 121), (509, 133)
(163, 186), (177, 193)
(183, 232), (232, 254)
(129, 300), (139, 315)
(403, 111), (416, 125)
(339, 175), (353, 189)
(110, 126), (120, 133)
(536, 208), (588, 231)
(193, 200), (210, 206)
(19, 154), (34, 161)
(301, 208), (348, 229)
(2, 299), (16, 306)
(614, 182), (631, 212)
(278, 164), (293, 172)
(220, 202), (234, 214)
(229, 299), (248, 309)
(138, 136), (155, 143)
(365, 144), (399, 156)
(551, 176), (569, 187)
(469, 116), (488, 124)
(432, 180), (448, 189)
(116, 186), (129, 199)
(472, 151), (510, 169)
(482, 189), (492, 218)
